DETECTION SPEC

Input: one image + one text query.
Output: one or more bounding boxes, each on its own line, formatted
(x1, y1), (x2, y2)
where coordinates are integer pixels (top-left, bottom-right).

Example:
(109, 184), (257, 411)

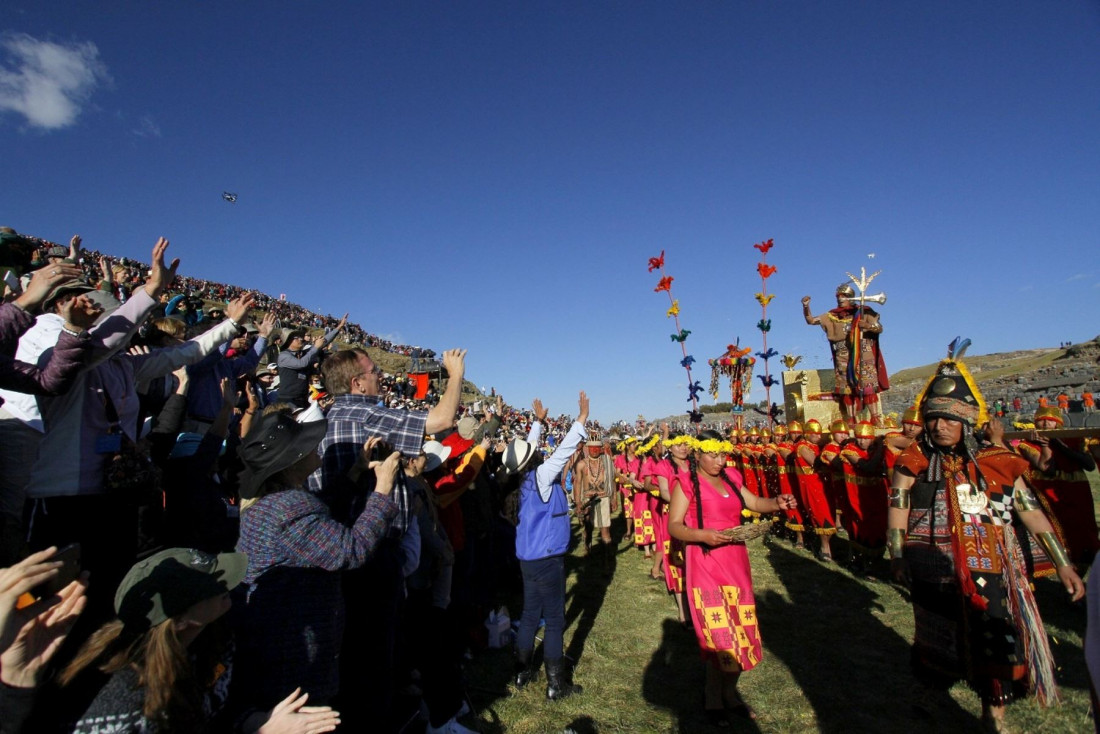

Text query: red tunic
(792, 440), (837, 536)
(839, 444), (888, 550)
(1018, 439), (1100, 564)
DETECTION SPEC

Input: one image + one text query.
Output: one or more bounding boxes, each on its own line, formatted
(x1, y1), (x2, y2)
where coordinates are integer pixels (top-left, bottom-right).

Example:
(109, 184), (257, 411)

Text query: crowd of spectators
(2, 233), (434, 361)
(0, 228), (607, 734)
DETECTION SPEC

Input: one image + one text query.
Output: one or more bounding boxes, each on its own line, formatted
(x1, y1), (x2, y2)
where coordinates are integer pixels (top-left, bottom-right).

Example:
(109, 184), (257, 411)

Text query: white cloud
(0, 32), (108, 130)
(1065, 272), (1091, 282)
(132, 114), (160, 138)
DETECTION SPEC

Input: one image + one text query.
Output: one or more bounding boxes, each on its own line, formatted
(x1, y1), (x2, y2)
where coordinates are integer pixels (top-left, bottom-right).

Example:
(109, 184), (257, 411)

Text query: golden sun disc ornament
(955, 482), (988, 514)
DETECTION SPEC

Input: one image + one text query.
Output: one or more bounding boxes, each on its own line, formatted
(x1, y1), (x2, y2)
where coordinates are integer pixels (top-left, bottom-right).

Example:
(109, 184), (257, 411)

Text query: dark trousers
(337, 538), (403, 732)
(515, 555), (566, 660)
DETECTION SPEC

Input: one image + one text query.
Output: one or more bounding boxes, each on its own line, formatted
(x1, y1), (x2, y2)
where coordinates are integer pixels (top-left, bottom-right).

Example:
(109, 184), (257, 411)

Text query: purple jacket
(0, 302), (89, 403)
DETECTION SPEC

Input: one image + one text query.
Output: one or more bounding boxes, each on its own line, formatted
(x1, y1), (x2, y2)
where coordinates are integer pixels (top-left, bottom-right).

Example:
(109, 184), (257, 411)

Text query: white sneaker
(425, 716), (478, 734)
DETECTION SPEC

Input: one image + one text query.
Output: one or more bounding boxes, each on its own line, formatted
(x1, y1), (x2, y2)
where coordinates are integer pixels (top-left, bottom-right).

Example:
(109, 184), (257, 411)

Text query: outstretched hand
(225, 293), (255, 324)
(578, 391), (589, 425)
(532, 398), (548, 423)
(144, 238), (180, 298)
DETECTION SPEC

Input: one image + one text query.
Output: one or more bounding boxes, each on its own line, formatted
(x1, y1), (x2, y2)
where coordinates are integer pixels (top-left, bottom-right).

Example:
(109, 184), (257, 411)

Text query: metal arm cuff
(887, 528), (907, 560)
(1036, 531), (1071, 569)
(1014, 486), (1042, 512)
(888, 486), (911, 509)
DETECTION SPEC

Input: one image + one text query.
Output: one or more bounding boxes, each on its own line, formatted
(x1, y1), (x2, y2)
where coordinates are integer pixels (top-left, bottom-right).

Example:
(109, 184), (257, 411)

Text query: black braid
(688, 453), (709, 555)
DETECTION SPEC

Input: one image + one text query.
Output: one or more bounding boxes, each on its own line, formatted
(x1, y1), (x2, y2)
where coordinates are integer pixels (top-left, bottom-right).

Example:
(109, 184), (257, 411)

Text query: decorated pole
(708, 342), (754, 431)
(754, 239), (779, 428)
(648, 251), (704, 425)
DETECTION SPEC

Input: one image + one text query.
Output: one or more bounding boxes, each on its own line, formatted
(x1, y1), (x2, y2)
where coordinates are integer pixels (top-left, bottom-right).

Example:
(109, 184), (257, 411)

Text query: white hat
(422, 440), (452, 472)
(503, 438), (536, 475)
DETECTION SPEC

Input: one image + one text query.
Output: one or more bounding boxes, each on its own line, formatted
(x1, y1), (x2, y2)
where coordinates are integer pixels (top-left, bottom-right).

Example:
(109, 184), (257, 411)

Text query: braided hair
(688, 429), (741, 552)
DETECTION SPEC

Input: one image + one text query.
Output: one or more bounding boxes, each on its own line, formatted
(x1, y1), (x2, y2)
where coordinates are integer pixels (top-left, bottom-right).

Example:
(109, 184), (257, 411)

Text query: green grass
(889, 348), (1062, 389)
(462, 492), (1097, 733)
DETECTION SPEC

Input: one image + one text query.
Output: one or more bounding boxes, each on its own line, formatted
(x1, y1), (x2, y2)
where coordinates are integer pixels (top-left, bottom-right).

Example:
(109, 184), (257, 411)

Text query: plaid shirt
(308, 394), (428, 533)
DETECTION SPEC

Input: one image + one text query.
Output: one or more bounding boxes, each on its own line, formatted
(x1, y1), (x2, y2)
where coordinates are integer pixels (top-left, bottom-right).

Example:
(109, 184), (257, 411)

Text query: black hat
(238, 411), (327, 499)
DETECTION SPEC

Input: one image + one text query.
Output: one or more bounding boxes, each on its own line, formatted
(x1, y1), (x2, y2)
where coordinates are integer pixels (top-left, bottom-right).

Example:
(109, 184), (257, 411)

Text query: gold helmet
(1034, 406), (1064, 426)
(902, 406), (921, 426)
(853, 421), (875, 438)
(787, 420), (803, 433)
(773, 424), (787, 436)
(748, 427), (760, 437)
(804, 419), (822, 435)
(829, 419), (850, 434)
(760, 428), (772, 439)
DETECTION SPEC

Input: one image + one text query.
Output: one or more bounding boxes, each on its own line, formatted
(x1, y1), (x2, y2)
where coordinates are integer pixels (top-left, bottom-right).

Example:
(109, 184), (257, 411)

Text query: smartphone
(16, 543), (82, 609)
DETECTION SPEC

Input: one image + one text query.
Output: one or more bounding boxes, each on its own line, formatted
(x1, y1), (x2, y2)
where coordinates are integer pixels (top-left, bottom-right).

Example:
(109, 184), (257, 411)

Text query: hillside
(659, 337), (1100, 427)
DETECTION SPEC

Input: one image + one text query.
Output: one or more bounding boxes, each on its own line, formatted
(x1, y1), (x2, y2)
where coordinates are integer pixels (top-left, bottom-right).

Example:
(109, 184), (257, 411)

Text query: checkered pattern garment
(308, 394), (427, 533)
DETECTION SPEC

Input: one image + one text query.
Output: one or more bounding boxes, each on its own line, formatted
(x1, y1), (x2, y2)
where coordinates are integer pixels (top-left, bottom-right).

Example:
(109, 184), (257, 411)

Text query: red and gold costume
(1016, 408), (1100, 565)
(771, 425), (805, 533)
(792, 421), (836, 536)
(839, 423), (888, 552)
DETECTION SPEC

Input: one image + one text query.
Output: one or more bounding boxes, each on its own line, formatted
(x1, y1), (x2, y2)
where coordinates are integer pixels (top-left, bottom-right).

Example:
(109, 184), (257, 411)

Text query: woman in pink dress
(669, 429), (796, 723)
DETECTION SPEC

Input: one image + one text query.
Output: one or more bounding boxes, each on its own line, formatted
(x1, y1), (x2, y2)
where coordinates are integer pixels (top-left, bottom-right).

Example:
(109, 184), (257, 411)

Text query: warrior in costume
(838, 421), (889, 575)
(802, 283), (889, 425)
(793, 419), (837, 562)
(820, 419), (850, 534)
(768, 424), (807, 550)
(1015, 406), (1100, 566)
(888, 354), (1084, 732)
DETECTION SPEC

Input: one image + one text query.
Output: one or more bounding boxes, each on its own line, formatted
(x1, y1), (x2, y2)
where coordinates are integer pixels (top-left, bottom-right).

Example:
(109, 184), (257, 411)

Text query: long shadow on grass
(758, 542), (981, 733)
(562, 515), (623, 666)
(642, 618), (760, 733)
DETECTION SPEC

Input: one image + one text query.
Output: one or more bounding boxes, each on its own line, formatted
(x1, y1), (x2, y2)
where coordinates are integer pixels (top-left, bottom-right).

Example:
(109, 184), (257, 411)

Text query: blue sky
(3, 3), (1098, 424)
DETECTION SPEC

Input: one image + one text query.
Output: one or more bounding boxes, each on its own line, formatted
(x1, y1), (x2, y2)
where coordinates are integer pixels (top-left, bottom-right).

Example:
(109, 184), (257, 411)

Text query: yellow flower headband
(692, 438), (733, 454)
(664, 435), (695, 447)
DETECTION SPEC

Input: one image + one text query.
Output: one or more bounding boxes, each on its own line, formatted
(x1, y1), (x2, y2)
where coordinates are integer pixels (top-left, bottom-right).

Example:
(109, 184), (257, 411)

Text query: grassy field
(462, 491), (1098, 733)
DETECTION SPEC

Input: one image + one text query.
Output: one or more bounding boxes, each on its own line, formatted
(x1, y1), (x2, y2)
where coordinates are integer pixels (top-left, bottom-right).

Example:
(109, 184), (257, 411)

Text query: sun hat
(114, 548), (246, 630)
(456, 416), (479, 440)
(502, 438), (537, 475)
(422, 440), (452, 472)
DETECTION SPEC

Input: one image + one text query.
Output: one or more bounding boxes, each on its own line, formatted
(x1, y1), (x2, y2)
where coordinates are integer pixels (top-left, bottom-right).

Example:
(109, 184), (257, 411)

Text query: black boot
(514, 648), (538, 689)
(545, 658), (582, 701)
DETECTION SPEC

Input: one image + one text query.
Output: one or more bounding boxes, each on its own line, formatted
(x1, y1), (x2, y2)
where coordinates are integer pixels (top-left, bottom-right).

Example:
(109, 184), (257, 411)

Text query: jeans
(515, 555), (566, 659)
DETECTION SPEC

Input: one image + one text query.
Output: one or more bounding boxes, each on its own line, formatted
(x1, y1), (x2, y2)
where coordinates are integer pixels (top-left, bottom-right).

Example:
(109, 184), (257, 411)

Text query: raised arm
(425, 349), (467, 433)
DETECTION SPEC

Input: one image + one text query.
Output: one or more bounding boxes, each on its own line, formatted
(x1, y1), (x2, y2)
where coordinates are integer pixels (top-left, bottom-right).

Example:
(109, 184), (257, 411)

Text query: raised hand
(16, 262), (84, 311)
(144, 238), (181, 297)
(532, 398), (548, 423)
(225, 293), (255, 324)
